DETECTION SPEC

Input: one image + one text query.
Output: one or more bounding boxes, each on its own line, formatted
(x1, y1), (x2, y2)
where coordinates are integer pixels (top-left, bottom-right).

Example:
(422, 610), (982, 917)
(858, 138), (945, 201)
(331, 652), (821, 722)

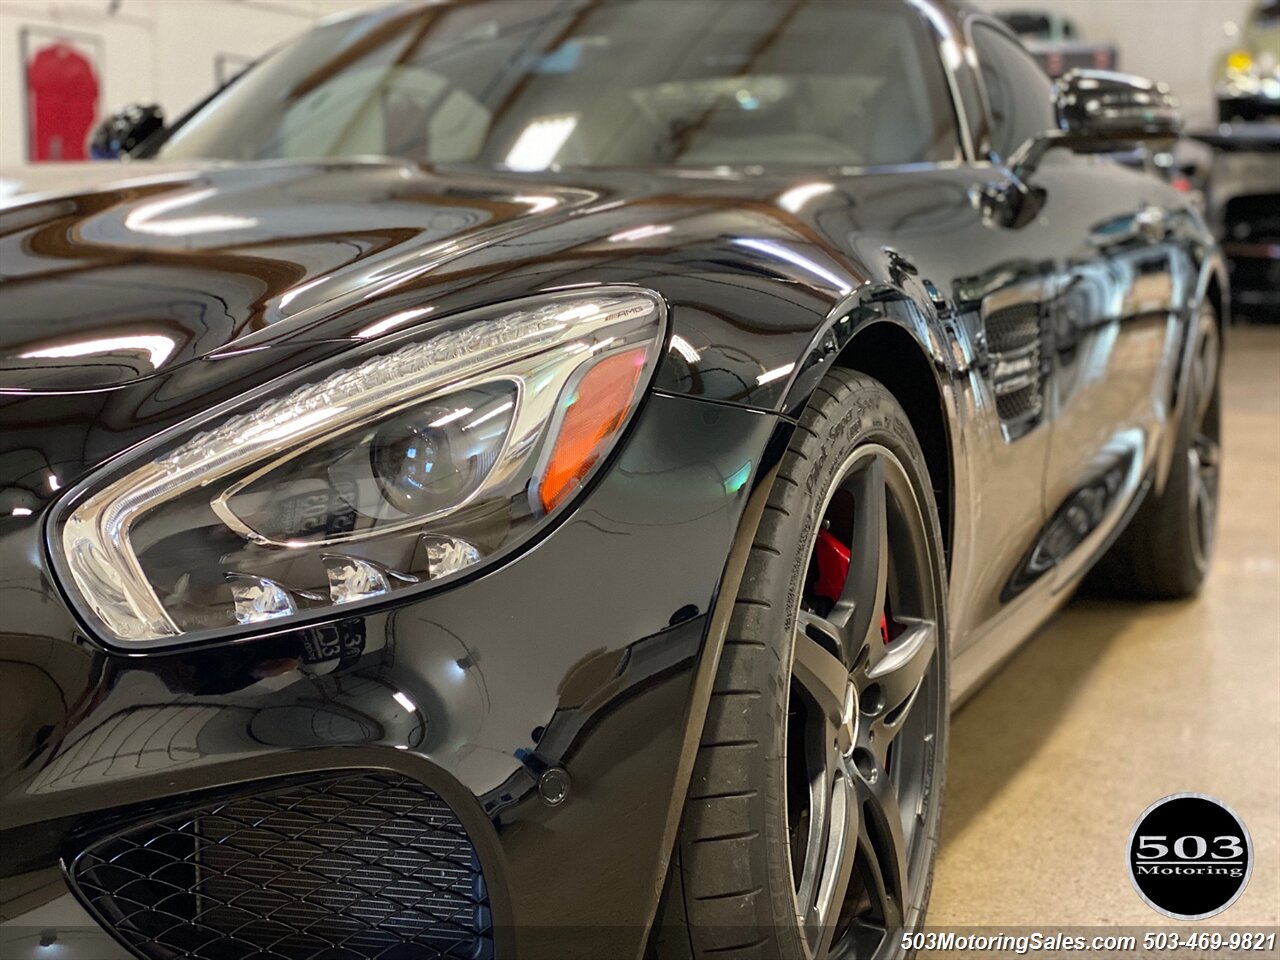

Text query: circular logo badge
(1128, 793), (1253, 920)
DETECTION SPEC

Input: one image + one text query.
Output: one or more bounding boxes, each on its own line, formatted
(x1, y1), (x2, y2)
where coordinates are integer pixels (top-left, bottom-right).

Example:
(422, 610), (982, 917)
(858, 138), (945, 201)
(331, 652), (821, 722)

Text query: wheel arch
(832, 322), (955, 572)
(783, 292), (957, 572)
(1154, 251), (1229, 494)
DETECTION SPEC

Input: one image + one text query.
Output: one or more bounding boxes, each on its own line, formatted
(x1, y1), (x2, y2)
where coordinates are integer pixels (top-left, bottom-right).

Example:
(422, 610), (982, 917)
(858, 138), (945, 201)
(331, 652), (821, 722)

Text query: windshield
(151, 0), (960, 170)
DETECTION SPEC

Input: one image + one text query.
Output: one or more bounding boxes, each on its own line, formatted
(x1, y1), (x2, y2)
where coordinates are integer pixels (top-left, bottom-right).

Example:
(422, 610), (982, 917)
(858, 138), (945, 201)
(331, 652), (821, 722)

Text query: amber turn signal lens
(537, 346), (648, 513)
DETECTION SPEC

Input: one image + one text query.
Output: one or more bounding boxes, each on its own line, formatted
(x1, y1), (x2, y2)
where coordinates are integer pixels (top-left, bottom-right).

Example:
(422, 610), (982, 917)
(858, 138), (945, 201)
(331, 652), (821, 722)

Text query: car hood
(0, 158), (599, 391)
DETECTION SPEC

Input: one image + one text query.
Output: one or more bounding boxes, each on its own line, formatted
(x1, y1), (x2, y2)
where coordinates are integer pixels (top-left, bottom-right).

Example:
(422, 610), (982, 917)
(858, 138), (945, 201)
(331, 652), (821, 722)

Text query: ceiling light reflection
(513, 195), (561, 214)
(608, 224), (674, 243)
(733, 238), (852, 294)
(428, 407), (474, 428)
(505, 115), (579, 171)
(757, 362), (795, 386)
(355, 306), (435, 339)
(124, 187), (258, 237)
(777, 182), (835, 213)
(278, 275), (330, 312)
(669, 335), (701, 363)
(392, 691), (416, 713)
(21, 334), (177, 369)
(466, 400), (515, 429)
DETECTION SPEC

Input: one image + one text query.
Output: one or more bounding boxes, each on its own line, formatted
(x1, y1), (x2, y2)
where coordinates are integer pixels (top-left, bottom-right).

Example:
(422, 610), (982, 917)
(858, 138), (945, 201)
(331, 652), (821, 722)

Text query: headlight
(51, 288), (666, 646)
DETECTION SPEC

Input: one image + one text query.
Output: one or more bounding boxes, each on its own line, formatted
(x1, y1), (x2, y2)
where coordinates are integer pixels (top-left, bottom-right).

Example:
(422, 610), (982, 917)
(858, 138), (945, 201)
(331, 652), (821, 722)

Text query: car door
(969, 21), (1189, 596)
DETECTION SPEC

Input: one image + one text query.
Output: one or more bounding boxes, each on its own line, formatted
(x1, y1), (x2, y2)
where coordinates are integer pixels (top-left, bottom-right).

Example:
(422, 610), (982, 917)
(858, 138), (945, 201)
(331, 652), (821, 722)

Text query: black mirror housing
(1011, 70), (1182, 179)
(1057, 69), (1182, 146)
(90, 104), (166, 160)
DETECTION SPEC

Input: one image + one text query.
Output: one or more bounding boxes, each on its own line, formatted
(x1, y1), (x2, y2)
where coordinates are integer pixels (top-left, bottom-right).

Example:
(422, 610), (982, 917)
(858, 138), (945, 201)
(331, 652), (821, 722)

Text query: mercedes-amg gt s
(0, 2), (1224, 958)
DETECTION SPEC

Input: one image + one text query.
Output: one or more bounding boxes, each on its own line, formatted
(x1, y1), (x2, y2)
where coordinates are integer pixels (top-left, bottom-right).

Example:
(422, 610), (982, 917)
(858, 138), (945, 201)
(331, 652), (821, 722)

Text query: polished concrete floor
(932, 325), (1280, 927)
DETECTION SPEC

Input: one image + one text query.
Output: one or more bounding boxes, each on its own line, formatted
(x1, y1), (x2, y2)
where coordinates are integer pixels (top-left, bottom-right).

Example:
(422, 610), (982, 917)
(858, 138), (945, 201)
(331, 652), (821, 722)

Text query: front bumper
(0, 392), (785, 960)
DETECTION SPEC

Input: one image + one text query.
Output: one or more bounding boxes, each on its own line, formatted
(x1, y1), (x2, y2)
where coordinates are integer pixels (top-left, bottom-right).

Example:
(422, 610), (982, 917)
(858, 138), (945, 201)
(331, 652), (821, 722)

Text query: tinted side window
(971, 23), (1055, 163)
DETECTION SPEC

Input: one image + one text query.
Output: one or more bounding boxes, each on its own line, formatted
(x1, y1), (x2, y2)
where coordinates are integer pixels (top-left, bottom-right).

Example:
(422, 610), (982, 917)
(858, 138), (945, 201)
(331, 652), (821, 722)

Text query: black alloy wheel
(787, 444), (944, 958)
(653, 368), (948, 960)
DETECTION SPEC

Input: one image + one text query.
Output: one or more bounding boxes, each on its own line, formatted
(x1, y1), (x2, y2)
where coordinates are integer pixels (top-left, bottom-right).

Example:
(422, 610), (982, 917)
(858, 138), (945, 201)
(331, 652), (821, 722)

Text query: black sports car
(0, 3), (1225, 959)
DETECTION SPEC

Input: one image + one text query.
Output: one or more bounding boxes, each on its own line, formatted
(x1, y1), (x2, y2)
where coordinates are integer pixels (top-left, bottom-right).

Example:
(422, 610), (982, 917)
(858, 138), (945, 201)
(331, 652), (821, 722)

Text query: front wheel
(655, 369), (949, 960)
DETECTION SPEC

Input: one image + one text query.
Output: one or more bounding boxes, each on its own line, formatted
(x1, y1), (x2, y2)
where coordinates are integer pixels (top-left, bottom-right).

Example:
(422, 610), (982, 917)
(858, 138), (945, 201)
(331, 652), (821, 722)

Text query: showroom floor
(931, 325), (1280, 927)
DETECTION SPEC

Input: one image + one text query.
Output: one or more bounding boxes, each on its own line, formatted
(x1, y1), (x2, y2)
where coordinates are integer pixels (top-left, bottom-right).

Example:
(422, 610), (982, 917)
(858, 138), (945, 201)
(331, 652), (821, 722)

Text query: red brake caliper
(815, 529), (889, 644)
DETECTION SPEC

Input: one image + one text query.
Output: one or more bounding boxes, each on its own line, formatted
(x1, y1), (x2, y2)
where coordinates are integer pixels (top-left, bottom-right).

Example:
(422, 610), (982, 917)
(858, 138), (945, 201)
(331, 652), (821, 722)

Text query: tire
(654, 368), (949, 960)
(1086, 303), (1222, 599)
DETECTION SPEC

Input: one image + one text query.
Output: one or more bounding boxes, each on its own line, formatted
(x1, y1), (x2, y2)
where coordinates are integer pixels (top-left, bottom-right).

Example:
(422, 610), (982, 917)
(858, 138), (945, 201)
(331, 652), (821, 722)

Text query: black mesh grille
(985, 302), (1044, 427)
(70, 772), (493, 960)
(996, 382), (1043, 422)
(986, 302), (1040, 353)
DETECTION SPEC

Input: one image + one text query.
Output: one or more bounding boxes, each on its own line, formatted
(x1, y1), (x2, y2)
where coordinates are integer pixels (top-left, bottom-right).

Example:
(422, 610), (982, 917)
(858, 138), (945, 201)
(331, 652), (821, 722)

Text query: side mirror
(90, 104), (165, 160)
(1011, 70), (1182, 180)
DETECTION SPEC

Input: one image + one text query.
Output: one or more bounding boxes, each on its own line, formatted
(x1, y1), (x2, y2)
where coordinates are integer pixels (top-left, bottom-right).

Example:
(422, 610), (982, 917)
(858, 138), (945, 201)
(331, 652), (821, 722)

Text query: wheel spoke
(1185, 437), (1219, 567)
(864, 619), (936, 732)
(803, 764), (859, 958)
(832, 456), (889, 654)
(795, 735), (836, 931)
(793, 620), (853, 726)
(798, 609), (848, 669)
(1197, 436), (1221, 473)
(1194, 335), (1219, 423)
(1197, 479), (1216, 520)
(854, 760), (908, 931)
(1196, 483), (1216, 551)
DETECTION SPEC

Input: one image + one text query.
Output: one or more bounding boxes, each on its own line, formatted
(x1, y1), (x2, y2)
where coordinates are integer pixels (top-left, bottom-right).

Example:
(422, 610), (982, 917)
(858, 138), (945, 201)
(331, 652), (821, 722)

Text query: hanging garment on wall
(27, 41), (100, 162)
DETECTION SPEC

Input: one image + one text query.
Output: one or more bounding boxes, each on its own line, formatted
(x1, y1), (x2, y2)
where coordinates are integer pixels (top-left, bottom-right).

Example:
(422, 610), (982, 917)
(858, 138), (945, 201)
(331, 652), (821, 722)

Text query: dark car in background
(1194, 126), (1280, 321)
(0, 3), (1225, 959)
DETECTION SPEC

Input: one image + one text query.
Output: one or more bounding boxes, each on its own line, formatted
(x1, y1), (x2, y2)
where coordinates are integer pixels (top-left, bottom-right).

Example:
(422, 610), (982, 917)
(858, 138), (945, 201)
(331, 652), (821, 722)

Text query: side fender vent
(984, 301), (1045, 428)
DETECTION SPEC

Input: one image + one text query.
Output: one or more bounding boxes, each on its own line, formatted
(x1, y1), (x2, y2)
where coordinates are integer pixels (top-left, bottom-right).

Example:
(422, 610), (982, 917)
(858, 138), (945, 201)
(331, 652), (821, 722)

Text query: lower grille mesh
(70, 772), (493, 960)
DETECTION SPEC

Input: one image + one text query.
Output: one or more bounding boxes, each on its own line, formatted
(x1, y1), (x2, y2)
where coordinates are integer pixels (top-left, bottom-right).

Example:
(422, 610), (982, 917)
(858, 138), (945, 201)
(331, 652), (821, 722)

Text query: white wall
(979, 0), (1255, 125)
(0, 0), (383, 173)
